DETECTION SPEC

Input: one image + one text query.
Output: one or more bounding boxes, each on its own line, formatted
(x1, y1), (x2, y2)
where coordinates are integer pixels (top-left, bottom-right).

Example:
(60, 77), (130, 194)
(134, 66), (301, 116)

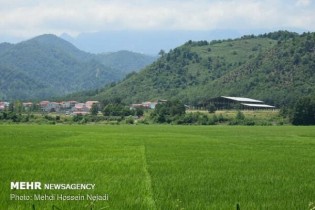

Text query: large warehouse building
(208, 96), (276, 110)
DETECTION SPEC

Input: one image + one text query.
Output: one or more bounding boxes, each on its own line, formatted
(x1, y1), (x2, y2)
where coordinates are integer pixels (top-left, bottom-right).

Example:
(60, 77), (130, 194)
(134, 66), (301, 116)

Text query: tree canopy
(291, 97), (315, 125)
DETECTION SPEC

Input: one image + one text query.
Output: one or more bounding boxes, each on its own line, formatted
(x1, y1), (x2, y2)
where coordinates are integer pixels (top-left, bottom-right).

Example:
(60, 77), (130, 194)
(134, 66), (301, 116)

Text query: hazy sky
(0, 0), (314, 42)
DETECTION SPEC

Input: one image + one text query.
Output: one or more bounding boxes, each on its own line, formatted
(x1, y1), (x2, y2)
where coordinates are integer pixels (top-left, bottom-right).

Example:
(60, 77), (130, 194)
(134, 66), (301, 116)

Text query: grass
(193, 38), (277, 65)
(0, 125), (315, 209)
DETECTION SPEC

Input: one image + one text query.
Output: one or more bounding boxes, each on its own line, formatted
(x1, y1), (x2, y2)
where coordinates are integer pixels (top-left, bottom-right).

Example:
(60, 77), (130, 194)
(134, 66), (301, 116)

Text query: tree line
(1, 96), (314, 125)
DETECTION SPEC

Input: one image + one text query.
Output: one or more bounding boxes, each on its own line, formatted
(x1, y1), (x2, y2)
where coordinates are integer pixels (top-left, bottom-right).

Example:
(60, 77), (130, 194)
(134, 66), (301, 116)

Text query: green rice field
(1, 125), (315, 210)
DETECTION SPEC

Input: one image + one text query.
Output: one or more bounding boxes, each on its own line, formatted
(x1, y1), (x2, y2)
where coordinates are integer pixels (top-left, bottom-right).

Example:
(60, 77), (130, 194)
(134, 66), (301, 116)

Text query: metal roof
(221, 96), (264, 103)
(241, 103), (275, 108)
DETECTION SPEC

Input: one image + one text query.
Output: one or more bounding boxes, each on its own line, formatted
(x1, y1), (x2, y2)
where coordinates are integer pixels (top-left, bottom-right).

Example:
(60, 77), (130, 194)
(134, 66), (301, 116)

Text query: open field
(1, 125), (315, 209)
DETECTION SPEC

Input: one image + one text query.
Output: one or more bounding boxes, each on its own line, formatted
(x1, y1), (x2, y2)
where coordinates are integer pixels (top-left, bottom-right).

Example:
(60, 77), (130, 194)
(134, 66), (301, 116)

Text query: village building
(43, 102), (61, 112)
(39, 101), (50, 110)
(60, 101), (78, 109)
(0, 102), (10, 111)
(39, 100), (80, 113)
(38, 100), (99, 114)
(72, 103), (90, 115)
(22, 102), (33, 111)
(85, 101), (99, 110)
(131, 99), (167, 109)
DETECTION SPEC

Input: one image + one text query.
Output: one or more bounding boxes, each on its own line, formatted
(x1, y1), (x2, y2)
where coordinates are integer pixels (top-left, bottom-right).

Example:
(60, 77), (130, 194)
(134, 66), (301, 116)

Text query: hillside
(0, 35), (156, 100)
(92, 31), (315, 107)
(202, 33), (315, 106)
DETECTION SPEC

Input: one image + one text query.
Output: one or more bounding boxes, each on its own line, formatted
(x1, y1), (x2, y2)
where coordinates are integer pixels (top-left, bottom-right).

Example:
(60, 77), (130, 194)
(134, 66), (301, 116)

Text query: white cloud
(0, 0), (314, 39)
(296, 0), (311, 6)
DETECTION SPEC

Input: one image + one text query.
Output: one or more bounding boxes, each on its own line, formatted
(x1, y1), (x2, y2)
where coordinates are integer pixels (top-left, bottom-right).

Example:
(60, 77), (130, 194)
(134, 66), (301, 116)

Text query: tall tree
(90, 103), (99, 116)
(158, 49), (165, 57)
(292, 97), (315, 125)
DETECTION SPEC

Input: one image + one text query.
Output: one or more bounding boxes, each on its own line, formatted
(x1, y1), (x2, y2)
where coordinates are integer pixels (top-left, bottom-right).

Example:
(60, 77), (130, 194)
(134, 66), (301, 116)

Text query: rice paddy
(0, 125), (315, 209)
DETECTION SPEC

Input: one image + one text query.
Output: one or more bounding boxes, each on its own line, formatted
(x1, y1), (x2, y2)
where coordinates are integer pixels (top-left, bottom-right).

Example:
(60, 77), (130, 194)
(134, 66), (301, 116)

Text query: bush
(73, 114), (84, 122)
(236, 111), (245, 120)
(44, 115), (55, 121)
(125, 116), (135, 124)
(79, 117), (88, 124)
(228, 111), (256, 125)
(151, 100), (186, 123)
(134, 108), (144, 117)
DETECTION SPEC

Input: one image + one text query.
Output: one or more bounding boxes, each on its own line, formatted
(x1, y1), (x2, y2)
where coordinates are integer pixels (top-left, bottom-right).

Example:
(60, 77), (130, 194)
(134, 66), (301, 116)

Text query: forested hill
(90, 31), (315, 107)
(0, 34), (156, 100)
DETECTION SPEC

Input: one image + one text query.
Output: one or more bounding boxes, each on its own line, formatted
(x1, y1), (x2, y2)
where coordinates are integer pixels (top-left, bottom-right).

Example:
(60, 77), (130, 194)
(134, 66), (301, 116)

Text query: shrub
(72, 114), (84, 122)
(236, 111), (245, 121)
(125, 116), (135, 124)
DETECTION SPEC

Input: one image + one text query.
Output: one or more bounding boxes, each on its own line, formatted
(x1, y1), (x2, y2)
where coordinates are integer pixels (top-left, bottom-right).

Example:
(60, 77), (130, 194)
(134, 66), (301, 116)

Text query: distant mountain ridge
(60, 30), (247, 55)
(97, 50), (157, 74)
(86, 31), (315, 107)
(0, 34), (156, 100)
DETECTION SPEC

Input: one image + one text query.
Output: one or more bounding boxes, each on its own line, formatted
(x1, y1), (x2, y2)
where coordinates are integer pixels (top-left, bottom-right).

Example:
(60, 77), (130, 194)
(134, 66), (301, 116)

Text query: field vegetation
(0, 108), (287, 126)
(2, 95), (315, 126)
(1, 125), (315, 209)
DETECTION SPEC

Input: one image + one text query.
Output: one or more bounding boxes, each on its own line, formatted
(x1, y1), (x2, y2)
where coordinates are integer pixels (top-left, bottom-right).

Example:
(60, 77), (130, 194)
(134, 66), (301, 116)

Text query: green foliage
(90, 31), (314, 109)
(102, 103), (133, 117)
(228, 111), (257, 125)
(291, 97), (315, 125)
(158, 49), (166, 57)
(8, 103), (14, 112)
(90, 103), (99, 116)
(257, 30), (299, 41)
(151, 100), (186, 123)
(125, 116), (135, 124)
(236, 110), (245, 120)
(175, 112), (227, 125)
(0, 108), (288, 125)
(207, 104), (216, 113)
(72, 114), (84, 122)
(1, 126), (315, 209)
(0, 35), (156, 100)
(279, 107), (290, 117)
(0, 110), (29, 123)
(185, 40), (209, 46)
(134, 107), (144, 117)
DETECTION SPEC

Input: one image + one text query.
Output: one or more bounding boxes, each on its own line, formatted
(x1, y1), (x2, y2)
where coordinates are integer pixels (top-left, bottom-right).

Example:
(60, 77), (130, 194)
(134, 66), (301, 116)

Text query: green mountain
(0, 35), (156, 100)
(91, 31), (315, 107)
(97, 50), (157, 74)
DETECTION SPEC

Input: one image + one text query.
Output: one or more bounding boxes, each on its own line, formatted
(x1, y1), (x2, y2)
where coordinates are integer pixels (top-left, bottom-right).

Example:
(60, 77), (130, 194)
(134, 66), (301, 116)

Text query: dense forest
(1, 31), (314, 109)
(85, 31), (315, 107)
(0, 35), (156, 100)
